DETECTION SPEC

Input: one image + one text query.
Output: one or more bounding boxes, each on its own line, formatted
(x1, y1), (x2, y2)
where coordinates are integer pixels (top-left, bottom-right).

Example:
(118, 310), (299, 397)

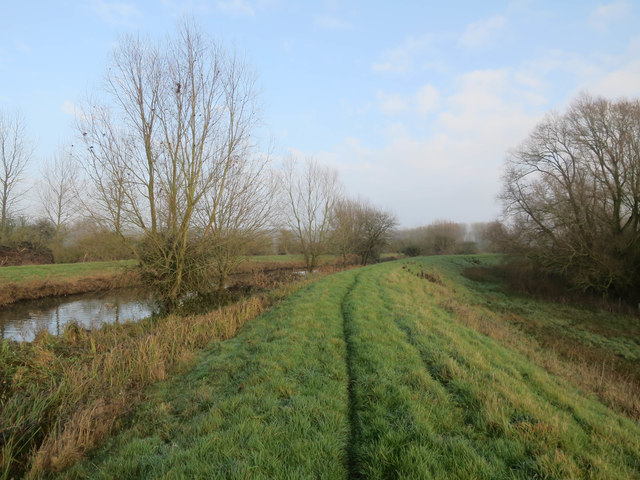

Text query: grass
(0, 272), (316, 479)
(457, 254), (640, 418)
(0, 260), (138, 308)
(0, 260), (136, 284)
(59, 255), (640, 479)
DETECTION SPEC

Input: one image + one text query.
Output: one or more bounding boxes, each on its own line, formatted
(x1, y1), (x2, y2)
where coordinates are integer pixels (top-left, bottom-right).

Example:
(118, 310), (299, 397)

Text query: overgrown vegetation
(0, 268), (314, 479)
(54, 256), (639, 479)
(0, 217), (135, 265)
(392, 220), (506, 257)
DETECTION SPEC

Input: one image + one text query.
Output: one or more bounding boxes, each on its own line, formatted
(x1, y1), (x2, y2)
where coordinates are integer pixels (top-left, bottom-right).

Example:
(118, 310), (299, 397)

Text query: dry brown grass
(0, 273), (317, 479)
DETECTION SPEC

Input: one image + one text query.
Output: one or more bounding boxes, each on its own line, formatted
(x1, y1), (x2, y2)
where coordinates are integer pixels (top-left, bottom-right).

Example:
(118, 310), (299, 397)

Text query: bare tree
(39, 147), (79, 247)
(355, 202), (397, 265)
(469, 221), (510, 253)
(331, 198), (396, 265)
(330, 198), (363, 265)
(501, 94), (640, 299)
(424, 220), (466, 255)
(198, 154), (276, 293)
(281, 156), (342, 271)
(276, 228), (298, 255)
(76, 22), (266, 307)
(0, 111), (33, 242)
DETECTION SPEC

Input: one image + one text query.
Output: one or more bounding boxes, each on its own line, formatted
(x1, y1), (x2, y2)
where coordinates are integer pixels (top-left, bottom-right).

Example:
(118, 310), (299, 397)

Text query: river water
(0, 289), (157, 342)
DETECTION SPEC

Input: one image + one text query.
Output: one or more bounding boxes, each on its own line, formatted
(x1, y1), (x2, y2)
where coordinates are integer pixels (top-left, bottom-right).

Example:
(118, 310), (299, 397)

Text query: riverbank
(0, 261), (139, 308)
(0, 257), (328, 309)
(0, 268), (319, 479)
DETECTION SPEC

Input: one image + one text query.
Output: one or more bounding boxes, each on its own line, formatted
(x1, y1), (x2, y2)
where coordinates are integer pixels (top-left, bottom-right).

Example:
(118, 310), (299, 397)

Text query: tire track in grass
(340, 270), (362, 479)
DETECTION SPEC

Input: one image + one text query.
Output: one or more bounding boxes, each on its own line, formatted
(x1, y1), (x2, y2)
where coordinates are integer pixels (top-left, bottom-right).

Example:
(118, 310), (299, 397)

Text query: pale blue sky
(2, 0), (639, 226)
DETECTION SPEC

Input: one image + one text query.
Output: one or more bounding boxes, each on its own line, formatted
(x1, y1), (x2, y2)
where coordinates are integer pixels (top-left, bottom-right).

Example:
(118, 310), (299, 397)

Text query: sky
(1, 0), (640, 227)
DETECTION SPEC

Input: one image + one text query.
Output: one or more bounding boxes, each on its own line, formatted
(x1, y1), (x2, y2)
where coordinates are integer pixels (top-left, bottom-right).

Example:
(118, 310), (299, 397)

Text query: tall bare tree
(198, 154), (276, 293)
(281, 156), (341, 271)
(0, 111), (33, 243)
(331, 198), (363, 265)
(76, 22), (267, 307)
(39, 147), (79, 247)
(501, 94), (640, 299)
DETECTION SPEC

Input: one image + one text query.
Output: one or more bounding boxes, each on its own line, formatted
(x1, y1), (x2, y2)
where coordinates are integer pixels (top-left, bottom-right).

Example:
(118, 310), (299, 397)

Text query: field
(59, 255), (640, 479)
(0, 260), (138, 307)
(0, 260), (136, 284)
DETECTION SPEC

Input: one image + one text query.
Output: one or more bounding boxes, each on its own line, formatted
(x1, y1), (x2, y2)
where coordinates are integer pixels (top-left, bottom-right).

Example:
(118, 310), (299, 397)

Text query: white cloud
(372, 47), (410, 74)
(314, 15), (352, 30)
(520, 42), (640, 102)
(217, 0), (255, 16)
(581, 59), (640, 98)
(416, 84), (440, 115)
(376, 92), (408, 115)
(372, 35), (433, 74)
(14, 40), (32, 55)
(89, 0), (140, 26)
(458, 15), (507, 48)
(375, 84), (440, 117)
(589, 1), (630, 31)
(315, 69), (543, 226)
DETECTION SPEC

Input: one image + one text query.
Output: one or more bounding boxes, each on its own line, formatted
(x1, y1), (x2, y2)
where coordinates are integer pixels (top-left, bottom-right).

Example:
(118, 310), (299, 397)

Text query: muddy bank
(0, 271), (139, 308)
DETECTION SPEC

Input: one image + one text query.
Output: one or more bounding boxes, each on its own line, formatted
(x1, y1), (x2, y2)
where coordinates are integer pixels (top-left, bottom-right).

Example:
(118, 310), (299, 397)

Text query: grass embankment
(0, 261), (138, 307)
(0, 271), (317, 479)
(61, 256), (639, 479)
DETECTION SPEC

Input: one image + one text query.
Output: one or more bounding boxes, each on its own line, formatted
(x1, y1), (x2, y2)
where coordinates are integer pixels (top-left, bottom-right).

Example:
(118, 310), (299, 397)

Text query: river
(0, 289), (156, 342)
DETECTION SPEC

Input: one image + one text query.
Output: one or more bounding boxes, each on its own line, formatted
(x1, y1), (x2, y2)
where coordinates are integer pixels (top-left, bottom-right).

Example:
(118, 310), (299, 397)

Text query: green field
(0, 253), (402, 284)
(0, 255), (311, 284)
(0, 260), (136, 283)
(62, 256), (640, 479)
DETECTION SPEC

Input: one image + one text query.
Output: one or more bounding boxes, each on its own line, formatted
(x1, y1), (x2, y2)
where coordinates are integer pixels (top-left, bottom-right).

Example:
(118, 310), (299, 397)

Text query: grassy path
(339, 272), (360, 479)
(61, 257), (640, 479)
(64, 272), (356, 479)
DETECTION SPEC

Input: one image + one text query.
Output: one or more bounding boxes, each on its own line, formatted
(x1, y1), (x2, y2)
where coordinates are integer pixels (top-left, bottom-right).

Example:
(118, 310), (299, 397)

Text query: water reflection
(0, 289), (156, 342)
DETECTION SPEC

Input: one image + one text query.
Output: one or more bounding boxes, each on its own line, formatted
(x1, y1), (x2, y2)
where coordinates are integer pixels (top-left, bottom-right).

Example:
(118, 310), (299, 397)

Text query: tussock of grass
(60, 256), (640, 479)
(0, 275), (314, 479)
